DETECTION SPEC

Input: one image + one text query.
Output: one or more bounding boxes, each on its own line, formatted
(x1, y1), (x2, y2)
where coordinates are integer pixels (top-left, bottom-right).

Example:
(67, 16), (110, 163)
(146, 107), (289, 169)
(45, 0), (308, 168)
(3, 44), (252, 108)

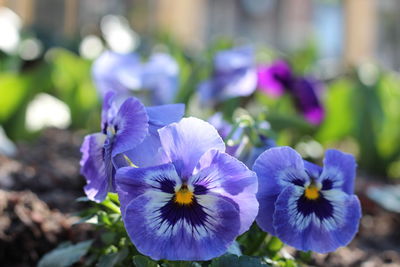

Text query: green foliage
(37, 240), (93, 267)
(210, 254), (270, 267)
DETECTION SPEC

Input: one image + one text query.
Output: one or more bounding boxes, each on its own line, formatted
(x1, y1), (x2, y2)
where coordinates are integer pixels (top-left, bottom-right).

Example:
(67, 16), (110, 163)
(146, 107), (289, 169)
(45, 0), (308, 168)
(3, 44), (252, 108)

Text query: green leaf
(132, 255), (158, 267)
(0, 73), (28, 122)
(210, 254), (270, 267)
(98, 248), (129, 267)
(38, 240), (93, 267)
(266, 236), (283, 255)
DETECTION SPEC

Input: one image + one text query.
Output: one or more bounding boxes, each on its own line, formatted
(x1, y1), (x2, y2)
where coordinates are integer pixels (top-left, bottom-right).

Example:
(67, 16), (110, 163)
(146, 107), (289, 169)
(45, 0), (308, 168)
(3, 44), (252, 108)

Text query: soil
(0, 128), (399, 267)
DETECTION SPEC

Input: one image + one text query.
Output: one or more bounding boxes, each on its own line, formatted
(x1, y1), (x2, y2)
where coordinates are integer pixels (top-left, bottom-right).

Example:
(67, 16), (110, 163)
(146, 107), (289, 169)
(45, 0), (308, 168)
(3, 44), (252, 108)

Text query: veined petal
(253, 146), (308, 235)
(80, 133), (109, 202)
(115, 163), (180, 215)
(123, 191), (240, 260)
(273, 186), (361, 253)
(192, 149), (258, 234)
(319, 149), (356, 194)
(112, 97), (149, 157)
(158, 117), (225, 178)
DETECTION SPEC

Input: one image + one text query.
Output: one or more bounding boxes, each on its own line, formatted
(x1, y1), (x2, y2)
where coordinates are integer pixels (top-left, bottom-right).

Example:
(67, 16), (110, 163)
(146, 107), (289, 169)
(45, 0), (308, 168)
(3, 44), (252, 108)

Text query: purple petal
(122, 191), (240, 260)
(142, 53), (179, 105)
(273, 186), (361, 253)
(111, 97), (149, 157)
(214, 47), (254, 73)
(146, 103), (185, 126)
(288, 77), (325, 125)
(92, 50), (142, 97)
(303, 160), (323, 179)
(192, 149), (258, 234)
(80, 133), (109, 202)
(257, 60), (293, 98)
(115, 163), (180, 215)
(320, 149), (357, 195)
(253, 146), (309, 235)
(158, 117), (225, 178)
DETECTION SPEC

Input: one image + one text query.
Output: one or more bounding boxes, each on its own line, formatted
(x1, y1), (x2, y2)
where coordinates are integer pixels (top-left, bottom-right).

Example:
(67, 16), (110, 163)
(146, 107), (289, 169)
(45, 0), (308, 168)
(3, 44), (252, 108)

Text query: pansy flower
(288, 77), (325, 125)
(257, 60), (293, 98)
(199, 47), (257, 104)
(92, 50), (180, 105)
(116, 117), (258, 260)
(80, 92), (184, 202)
(253, 147), (361, 253)
(92, 50), (142, 97)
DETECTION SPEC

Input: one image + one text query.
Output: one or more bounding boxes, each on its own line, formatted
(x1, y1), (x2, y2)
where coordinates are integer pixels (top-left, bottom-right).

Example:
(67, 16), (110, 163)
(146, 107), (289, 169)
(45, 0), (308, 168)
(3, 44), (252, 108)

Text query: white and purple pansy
(253, 146), (361, 253)
(115, 117), (258, 261)
(80, 92), (184, 202)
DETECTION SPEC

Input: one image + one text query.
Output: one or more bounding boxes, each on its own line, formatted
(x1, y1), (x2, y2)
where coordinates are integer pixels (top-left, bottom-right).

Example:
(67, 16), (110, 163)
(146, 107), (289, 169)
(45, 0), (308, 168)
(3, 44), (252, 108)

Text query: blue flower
(92, 51), (142, 97)
(199, 47), (257, 104)
(80, 92), (184, 202)
(115, 117), (258, 260)
(253, 147), (361, 253)
(92, 50), (180, 105)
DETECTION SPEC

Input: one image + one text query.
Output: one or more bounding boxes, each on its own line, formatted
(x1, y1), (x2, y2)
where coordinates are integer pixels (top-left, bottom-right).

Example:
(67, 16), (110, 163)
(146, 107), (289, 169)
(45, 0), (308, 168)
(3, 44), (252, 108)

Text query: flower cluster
(80, 49), (361, 261)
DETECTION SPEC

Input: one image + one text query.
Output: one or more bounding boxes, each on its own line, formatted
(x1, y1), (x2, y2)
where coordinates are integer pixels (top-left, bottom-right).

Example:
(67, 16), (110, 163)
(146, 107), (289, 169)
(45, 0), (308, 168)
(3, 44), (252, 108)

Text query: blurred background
(1, 0), (400, 266)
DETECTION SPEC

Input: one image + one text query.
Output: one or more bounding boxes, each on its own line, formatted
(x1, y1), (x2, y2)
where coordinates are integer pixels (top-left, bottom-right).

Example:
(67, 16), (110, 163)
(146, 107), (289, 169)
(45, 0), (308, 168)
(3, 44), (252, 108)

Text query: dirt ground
(0, 128), (399, 267)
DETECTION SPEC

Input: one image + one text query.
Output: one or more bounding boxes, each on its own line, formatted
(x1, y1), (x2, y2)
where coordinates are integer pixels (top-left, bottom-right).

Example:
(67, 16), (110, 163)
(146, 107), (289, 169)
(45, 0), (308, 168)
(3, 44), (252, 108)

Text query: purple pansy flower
(115, 117), (258, 260)
(257, 60), (293, 98)
(141, 53), (179, 105)
(288, 77), (325, 125)
(199, 47), (257, 104)
(80, 92), (149, 202)
(80, 92), (185, 202)
(253, 147), (361, 253)
(92, 50), (179, 105)
(92, 51), (142, 97)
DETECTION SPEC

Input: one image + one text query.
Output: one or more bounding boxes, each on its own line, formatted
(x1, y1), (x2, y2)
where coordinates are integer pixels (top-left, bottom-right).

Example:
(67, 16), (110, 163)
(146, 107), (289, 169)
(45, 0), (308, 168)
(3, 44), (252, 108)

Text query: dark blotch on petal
(159, 197), (208, 227)
(322, 179), (333, 190)
(156, 178), (176, 194)
(194, 184), (208, 195)
(297, 193), (333, 220)
(291, 178), (305, 187)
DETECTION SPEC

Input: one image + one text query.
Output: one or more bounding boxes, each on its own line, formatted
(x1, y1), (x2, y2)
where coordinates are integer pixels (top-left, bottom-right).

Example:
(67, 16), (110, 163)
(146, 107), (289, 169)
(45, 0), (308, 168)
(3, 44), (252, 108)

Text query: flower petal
(158, 117), (225, 178)
(253, 146), (308, 235)
(112, 97), (149, 157)
(273, 186), (361, 253)
(92, 50), (142, 96)
(192, 149), (258, 234)
(146, 103), (185, 127)
(80, 133), (109, 202)
(320, 149), (356, 194)
(123, 191), (240, 260)
(115, 163), (180, 215)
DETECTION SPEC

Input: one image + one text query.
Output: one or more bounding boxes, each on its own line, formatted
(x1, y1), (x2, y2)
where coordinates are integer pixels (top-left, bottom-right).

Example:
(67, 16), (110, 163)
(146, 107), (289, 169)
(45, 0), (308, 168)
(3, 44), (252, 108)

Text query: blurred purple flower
(257, 60), (293, 98)
(115, 117), (258, 260)
(254, 147), (361, 253)
(289, 77), (325, 125)
(92, 50), (179, 105)
(207, 113), (243, 156)
(199, 47), (257, 104)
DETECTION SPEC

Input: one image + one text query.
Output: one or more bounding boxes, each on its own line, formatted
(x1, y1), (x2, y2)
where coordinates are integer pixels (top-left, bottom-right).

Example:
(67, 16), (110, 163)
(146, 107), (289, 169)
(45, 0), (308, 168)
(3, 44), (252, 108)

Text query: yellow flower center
(174, 185), (194, 205)
(304, 185), (320, 200)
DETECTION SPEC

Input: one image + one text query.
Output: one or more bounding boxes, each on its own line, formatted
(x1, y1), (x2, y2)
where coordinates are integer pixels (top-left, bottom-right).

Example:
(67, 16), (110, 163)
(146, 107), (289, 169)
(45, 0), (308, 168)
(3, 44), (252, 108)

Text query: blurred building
(1, 0), (400, 70)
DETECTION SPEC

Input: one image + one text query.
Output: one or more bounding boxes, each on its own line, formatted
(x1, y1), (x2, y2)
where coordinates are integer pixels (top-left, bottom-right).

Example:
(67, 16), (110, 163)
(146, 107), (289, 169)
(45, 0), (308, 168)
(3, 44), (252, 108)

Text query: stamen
(304, 185), (319, 200)
(174, 184), (194, 205)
